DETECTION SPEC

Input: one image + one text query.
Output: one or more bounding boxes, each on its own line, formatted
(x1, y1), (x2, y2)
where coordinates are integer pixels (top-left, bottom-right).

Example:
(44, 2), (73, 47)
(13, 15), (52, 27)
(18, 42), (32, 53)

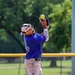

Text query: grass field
(0, 60), (71, 75)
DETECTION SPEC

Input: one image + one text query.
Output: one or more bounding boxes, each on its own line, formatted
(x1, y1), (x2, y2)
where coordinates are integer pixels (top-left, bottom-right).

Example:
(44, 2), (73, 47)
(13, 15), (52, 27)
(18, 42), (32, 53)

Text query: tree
(43, 0), (72, 67)
(0, 0), (27, 52)
(0, 0), (54, 53)
(49, 0), (72, 52)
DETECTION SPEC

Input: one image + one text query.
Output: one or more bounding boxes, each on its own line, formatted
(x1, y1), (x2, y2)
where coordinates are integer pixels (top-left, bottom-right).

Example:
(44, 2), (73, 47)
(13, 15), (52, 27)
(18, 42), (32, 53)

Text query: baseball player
(21, 15), (49, 75)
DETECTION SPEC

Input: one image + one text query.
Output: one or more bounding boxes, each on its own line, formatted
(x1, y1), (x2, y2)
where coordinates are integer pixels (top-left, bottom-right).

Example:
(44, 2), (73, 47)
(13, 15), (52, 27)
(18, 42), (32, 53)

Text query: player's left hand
(40, 17), (49, 29)
(41, 18), (49, 29)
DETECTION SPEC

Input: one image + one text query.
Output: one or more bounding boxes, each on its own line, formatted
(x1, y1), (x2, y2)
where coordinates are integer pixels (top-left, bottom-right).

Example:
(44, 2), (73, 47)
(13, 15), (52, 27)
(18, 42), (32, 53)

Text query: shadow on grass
(42, 66), (71, 75)
(63, 72), (71, 75)
(42, 66), (71, 69)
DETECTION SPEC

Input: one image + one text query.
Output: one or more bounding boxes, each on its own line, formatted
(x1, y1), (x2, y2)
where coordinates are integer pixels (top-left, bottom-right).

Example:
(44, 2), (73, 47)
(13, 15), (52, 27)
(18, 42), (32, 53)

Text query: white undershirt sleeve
(44, 29), (49, 42)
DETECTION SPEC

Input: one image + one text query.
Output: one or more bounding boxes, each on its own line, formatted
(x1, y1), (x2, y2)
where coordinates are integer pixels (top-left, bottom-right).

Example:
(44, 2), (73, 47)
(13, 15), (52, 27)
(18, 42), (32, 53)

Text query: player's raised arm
(39, 14), (49, 42)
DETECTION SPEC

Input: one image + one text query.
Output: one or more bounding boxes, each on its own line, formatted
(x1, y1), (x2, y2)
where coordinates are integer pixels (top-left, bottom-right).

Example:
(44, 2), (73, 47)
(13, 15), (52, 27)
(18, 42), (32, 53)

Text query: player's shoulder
(33, 33), (41, 37)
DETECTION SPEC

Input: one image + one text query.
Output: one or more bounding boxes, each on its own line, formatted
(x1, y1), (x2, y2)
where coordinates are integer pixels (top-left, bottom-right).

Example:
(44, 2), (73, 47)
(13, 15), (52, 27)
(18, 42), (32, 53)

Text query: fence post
(72, 0), (75, 75)
(18, 57), (22, 75)
(60, 57), (62, 75)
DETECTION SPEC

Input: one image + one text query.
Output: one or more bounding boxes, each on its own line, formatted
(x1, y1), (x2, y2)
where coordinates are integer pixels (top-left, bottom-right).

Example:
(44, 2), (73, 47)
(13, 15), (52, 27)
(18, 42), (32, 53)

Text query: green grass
(42, 60), (71, 75)
(0, 60), (71, 75)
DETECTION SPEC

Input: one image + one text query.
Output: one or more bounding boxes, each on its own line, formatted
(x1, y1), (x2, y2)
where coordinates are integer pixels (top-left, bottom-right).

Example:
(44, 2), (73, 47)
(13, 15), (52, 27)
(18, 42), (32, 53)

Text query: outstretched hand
(40, 18), (49, 29)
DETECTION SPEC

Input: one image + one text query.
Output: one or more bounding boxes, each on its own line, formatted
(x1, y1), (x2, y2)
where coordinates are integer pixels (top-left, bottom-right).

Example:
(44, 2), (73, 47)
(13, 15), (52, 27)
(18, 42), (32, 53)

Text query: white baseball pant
(24, 58), (42, 75)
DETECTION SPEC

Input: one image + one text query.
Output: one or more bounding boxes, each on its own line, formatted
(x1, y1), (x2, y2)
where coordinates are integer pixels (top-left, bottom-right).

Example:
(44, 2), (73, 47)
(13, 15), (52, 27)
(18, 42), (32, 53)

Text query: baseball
(40, 14), (45, 20)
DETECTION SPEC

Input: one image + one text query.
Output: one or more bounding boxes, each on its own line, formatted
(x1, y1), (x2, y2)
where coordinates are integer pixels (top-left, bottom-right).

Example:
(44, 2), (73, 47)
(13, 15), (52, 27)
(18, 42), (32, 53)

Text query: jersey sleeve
(34, 34), (46, 44)
(23, 33), (46, 44)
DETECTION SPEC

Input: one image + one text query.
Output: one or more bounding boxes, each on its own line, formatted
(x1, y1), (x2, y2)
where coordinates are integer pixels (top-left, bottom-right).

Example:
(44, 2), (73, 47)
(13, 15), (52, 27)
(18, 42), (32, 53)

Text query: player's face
(22, 27), (34, 36)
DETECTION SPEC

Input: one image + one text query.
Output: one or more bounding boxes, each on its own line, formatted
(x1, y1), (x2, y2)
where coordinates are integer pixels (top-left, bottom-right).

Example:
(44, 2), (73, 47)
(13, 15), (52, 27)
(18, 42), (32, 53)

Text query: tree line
(0, 0), (72, 53)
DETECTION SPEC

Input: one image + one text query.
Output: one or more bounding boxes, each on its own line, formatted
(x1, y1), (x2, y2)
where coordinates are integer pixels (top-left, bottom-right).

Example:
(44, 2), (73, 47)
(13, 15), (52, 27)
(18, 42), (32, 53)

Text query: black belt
(35, 58), (41, 61)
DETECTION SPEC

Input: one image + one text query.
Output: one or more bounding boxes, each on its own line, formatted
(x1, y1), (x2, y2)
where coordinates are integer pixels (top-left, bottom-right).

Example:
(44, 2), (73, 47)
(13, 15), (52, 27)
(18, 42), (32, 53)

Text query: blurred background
(0, 0), (72, 75)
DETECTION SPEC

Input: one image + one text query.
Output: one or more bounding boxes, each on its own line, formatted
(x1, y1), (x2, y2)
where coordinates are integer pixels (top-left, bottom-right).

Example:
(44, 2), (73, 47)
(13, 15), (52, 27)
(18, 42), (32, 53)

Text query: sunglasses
(21, 24), (34, 33)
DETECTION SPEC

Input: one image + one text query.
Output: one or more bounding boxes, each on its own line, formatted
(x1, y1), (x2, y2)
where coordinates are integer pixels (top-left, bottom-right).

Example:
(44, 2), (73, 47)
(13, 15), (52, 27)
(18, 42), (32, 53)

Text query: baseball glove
(39, 15), (49, 29)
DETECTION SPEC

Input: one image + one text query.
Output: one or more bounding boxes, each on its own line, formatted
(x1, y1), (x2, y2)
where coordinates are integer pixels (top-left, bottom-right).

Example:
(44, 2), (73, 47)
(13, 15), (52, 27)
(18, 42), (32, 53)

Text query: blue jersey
(23, 33), (46, 59)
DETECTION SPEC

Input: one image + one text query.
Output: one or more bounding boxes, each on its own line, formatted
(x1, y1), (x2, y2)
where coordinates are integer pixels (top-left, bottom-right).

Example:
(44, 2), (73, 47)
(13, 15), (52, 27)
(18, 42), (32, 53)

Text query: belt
(35, 58), (41, 61)
(25, 58), (41, 61)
